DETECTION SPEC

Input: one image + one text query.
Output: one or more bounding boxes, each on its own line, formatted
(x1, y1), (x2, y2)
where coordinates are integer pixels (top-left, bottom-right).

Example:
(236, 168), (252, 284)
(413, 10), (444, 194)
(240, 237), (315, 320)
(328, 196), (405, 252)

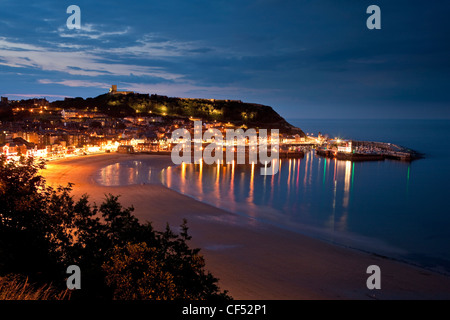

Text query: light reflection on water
(96, 160), (154, 186)
(162, 152), (358, 236)
(94, 148), (450, 273)
(160, 150), (450, 273)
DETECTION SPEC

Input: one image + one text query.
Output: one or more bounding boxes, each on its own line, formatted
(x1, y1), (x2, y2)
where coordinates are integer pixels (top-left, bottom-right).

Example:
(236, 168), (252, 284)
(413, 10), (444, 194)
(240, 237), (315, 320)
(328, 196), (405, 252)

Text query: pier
(316, 140), (420, 162)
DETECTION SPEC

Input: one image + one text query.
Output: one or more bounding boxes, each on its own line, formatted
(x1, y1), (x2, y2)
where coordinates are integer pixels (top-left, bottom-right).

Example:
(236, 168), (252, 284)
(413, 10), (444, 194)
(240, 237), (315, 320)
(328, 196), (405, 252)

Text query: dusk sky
(0, 0), (448, 119)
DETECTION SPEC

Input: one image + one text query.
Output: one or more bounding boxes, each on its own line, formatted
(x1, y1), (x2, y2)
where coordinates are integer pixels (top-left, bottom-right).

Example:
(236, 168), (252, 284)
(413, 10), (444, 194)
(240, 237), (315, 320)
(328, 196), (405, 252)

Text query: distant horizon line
(288, 117), (450, 121)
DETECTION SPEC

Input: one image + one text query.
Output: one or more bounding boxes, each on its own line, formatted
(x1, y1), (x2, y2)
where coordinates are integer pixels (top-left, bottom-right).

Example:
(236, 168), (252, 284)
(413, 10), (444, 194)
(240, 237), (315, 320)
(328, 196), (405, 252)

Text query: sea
(96, 119), (450, 274)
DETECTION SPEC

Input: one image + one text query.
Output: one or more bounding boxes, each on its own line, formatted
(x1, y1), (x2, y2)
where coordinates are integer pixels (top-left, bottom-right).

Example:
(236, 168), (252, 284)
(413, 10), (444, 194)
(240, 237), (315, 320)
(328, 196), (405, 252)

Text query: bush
(103, 242), (177, 300)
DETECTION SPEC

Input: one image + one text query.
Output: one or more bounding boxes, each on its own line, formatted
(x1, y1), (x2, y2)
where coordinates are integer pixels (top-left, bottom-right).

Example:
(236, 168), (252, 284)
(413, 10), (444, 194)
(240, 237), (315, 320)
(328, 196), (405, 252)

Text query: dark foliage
(0, 156), (230, 300)
(50, 93), (304, 135)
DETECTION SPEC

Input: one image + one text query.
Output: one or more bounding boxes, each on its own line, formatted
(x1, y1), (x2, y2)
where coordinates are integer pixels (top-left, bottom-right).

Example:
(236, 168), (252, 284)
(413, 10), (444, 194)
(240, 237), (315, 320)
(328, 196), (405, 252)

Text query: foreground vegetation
(0, 275), (69, 300)
(0, 156), (230, 300)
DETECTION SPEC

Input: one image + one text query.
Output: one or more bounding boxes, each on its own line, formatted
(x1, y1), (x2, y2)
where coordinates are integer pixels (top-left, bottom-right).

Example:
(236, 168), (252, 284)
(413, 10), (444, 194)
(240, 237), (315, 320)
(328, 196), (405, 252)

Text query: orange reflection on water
(326, 158), (354, 233)
(247, 162), (255, 204)
(303, 152), (309, 187)
(167, 152), (356, 234)
(216, 161), (220, 181)
(343, 160), (352, 209)
(287, 158), (292, 198)
(213, 161), (221, 207)
(180, 162), (186, 194)
(166, 166), (172, 188)
(228, 160), (236, 211)
(338, 160), (352, 231)
(197, 159), (203, 200)
(270, 159), (275, 205)
(278, 159), (282, 186)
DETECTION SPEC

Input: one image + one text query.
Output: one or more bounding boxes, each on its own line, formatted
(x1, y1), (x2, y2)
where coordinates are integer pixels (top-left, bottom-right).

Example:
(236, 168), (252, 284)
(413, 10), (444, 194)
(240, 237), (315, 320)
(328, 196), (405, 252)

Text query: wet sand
(42, 153), (450, 300)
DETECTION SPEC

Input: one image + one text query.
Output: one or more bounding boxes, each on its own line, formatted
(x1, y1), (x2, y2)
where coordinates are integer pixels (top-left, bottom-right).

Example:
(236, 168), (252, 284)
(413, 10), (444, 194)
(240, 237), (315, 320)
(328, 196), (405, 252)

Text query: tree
(103, 242), (177, 300)
(0, 156), (73, 280)
(0, 155), (230, 300)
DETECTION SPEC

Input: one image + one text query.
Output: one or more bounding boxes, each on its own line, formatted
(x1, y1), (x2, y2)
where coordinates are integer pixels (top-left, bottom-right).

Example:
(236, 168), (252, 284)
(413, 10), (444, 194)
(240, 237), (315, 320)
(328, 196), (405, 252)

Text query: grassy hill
(51, 93), (305, 135)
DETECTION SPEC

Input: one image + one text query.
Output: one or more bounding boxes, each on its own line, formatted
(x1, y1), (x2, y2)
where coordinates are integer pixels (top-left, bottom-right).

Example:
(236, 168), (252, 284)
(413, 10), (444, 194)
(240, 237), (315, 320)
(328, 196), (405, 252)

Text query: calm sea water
(97, 119), (450, 274)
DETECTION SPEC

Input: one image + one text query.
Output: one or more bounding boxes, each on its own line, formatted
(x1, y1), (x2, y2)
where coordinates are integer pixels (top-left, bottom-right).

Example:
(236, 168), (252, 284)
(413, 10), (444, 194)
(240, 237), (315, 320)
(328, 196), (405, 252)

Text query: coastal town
(0, 87), (418, 163)
(0, 96), (307, 161)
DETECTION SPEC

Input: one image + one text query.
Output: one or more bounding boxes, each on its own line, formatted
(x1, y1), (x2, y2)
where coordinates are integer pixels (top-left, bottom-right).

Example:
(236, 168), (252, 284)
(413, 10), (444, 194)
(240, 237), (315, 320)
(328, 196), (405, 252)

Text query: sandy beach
(42, 153), (450, 300)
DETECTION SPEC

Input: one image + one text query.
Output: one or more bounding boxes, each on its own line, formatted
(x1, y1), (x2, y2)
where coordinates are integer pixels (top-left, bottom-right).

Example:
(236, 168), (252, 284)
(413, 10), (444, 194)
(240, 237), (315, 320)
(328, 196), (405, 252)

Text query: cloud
(121, 82), (278, 99)
(104, 33), (212, 58)
(2, 93), (71, 99)
(57, 24), (131, 40)
(0, 28), (289, 102)
(38, 79), (111, 88)
(36, 78), (248, 99)
(0, 37), (182, 80)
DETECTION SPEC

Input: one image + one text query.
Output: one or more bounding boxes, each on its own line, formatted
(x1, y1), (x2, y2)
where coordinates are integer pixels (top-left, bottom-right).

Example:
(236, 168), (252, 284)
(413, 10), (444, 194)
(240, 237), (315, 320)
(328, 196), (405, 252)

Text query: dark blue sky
(0, 0), (449, 119)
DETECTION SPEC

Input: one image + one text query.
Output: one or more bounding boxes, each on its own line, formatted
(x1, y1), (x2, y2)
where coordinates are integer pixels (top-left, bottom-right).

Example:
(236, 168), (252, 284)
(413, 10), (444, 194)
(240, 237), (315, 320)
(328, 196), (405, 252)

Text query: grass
(0, 275), (70, 300)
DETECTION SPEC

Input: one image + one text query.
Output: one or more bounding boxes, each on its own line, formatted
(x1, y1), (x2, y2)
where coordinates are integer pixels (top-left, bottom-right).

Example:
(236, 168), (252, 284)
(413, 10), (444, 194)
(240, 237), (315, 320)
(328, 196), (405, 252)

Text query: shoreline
(42, 153), (450, 299)
(162, 172), (450, 283)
